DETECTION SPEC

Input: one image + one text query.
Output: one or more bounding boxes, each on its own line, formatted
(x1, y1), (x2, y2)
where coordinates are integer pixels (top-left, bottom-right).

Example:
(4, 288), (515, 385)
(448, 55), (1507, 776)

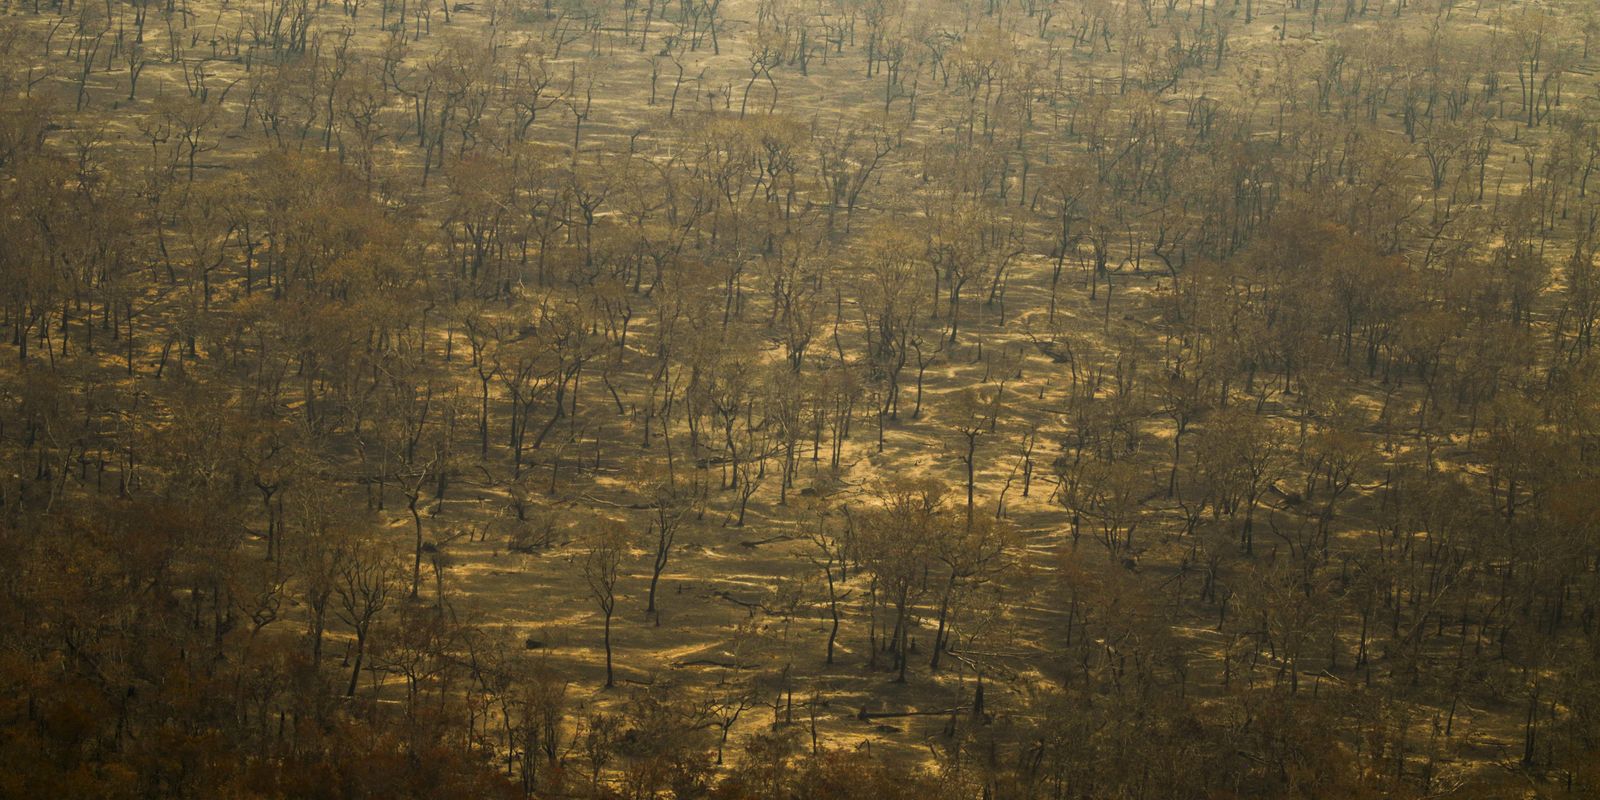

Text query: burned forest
(2, 0), (1600, 796)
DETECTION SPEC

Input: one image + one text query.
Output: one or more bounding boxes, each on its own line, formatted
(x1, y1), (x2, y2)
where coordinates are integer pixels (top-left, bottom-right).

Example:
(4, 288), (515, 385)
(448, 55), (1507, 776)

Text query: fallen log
(673, 658), (757, 670)
(738, 534), (795, 548)
(856, 706), (968, 722)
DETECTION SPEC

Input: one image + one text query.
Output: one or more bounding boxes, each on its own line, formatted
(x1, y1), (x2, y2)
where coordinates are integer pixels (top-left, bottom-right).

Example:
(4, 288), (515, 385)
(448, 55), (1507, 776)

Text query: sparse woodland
(3, 0), (1600, 794)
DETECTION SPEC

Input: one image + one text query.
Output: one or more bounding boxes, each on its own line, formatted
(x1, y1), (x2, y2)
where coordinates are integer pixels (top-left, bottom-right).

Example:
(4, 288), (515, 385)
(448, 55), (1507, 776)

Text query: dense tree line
(2, 0), (1600, 796)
